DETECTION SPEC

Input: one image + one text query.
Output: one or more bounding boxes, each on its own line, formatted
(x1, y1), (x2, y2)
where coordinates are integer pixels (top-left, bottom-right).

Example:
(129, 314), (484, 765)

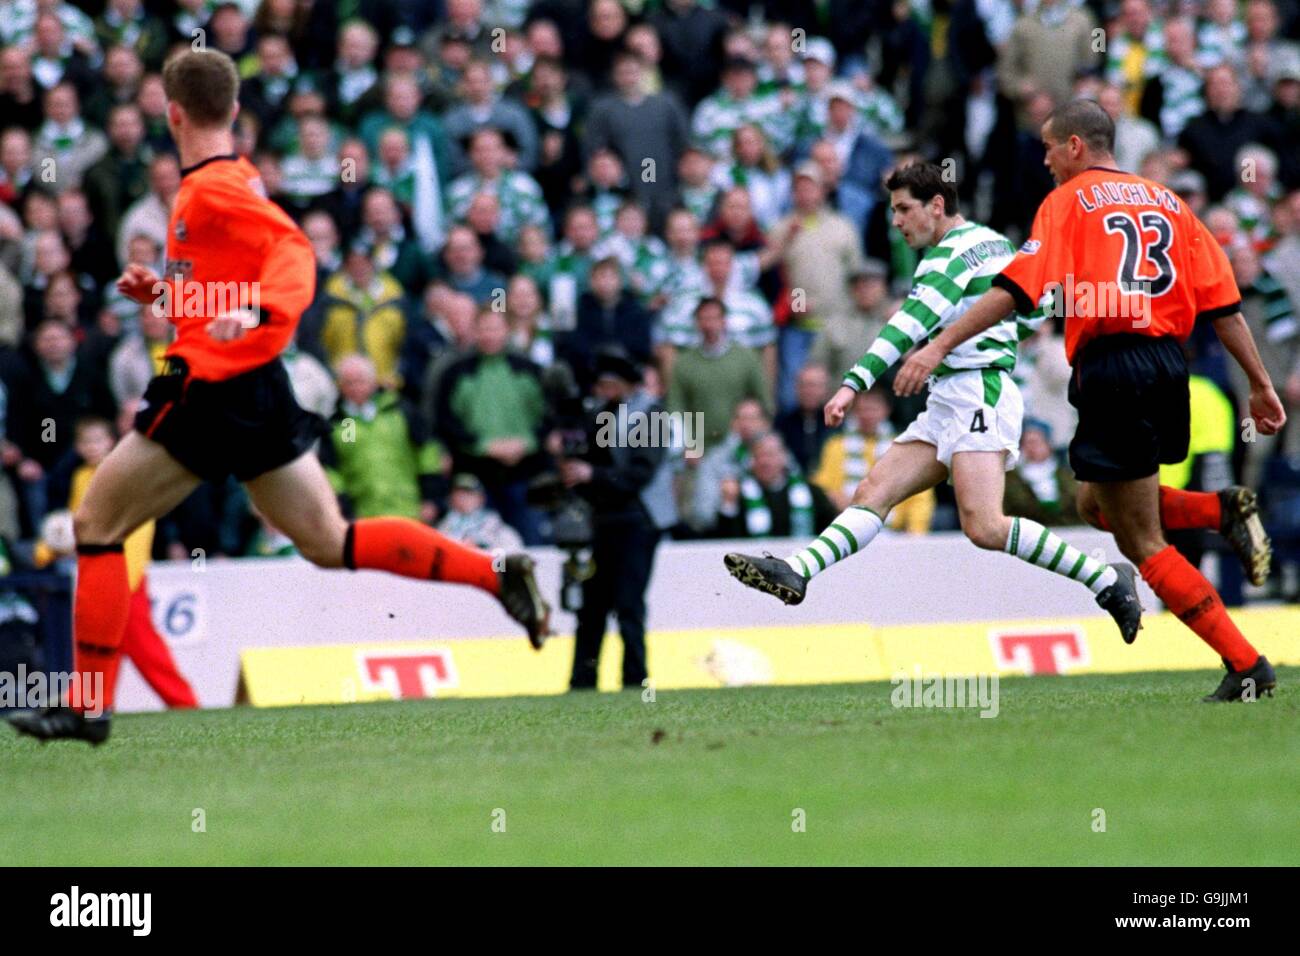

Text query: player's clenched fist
(116, 263), (162, 304)
(824, 385), (857, 427)
(1249, 382), (1287, 436)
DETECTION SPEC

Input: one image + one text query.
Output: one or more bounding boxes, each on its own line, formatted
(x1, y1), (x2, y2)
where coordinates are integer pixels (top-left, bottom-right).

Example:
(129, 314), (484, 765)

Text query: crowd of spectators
(2, 0), (1300, 599)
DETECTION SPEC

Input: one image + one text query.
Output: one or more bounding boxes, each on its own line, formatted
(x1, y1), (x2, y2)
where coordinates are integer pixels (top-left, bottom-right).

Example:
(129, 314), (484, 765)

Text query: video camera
(527, 365), (596, 612)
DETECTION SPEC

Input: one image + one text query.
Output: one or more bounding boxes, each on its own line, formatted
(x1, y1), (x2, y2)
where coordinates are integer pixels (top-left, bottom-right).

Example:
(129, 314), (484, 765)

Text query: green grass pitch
(2, 668), (1298, 865)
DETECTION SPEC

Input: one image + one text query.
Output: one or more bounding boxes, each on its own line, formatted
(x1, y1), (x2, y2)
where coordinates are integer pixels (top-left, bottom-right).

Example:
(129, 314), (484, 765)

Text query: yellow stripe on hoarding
(237, 608), (1300, 705)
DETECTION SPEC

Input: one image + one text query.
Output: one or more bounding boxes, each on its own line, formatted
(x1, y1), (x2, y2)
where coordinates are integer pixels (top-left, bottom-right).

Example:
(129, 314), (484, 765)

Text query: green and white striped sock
(785, 506), (884, 579)
(1006, 516), (1117, 595)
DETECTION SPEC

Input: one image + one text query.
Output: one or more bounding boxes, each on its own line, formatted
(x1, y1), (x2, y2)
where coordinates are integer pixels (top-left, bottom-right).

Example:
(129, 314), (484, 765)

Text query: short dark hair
(162, 49), (239, 127)
(695, 296), (725, 318)
(1047, 99), (1115, 154)
(884, 161), (958, 215)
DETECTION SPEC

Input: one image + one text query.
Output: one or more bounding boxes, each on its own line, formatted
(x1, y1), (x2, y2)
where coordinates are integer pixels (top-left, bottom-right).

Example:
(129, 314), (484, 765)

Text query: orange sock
(1094, 486), (1222, 532)
(1157, 487), (1221, 530)
(344, 518), (500, 594)
(1140, 545), (1258, 671)
(71, 545), (130, 715)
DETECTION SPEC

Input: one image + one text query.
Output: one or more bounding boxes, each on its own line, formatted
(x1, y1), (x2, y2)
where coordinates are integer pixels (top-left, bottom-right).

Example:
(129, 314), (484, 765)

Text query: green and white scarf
(741, 474), (815, 538)
(1018, 458), (1062, 512)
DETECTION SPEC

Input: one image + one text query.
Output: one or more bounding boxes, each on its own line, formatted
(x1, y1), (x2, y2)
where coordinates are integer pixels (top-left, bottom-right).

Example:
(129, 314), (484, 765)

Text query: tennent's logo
(357, 648), (458, 700)
(989, 627), (1089, 676)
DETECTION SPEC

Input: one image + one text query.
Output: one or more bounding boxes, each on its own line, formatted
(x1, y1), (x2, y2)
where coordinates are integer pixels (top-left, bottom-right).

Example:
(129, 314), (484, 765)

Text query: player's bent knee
(299, 542), (343, 569)
(959, 512), (1007, 551)
(964, 526), (1006, 552)
(853, 474), (891, 512)
(72, 507), (124, 548)
(268, 504), (348, 568)
(850, 479), (874, 507)
(296, 531), (346, 569)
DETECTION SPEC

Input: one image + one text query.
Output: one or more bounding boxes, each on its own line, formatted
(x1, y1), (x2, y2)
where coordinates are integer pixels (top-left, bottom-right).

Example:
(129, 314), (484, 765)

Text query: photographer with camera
(546, 348), (672, 692)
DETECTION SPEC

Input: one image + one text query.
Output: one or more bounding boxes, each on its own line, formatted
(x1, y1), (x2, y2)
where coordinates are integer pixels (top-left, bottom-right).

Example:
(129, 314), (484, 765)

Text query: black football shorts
(134, 356), (328, 483)
(1067, 333), (1191, 483)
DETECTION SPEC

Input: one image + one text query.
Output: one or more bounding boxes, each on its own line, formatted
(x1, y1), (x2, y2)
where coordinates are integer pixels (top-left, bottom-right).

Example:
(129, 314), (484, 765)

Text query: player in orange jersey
(894, 100), (1286, 702)
(8, 50), (549, 745)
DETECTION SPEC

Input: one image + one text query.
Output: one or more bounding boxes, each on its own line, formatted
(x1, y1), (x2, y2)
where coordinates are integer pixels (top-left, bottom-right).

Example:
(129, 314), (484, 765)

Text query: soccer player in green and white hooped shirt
(725, 161), (1143, 643)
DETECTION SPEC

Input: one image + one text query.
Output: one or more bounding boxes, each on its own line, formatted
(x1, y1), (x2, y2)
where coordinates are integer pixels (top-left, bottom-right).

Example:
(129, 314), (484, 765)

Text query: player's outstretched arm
(893, 286), (1016, 396)
(829, 292), (947, 425)
(1212, 311), (1287, 435)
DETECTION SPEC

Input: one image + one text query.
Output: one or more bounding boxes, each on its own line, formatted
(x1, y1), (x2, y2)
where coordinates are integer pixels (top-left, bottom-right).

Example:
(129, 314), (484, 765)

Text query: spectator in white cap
(815, 84), (893, 237)
(792, 39), (836, 151)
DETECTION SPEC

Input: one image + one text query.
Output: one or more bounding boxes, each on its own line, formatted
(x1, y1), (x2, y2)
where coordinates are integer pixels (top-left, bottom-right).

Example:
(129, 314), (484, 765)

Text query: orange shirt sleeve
(203, 181), (316, 325)
(992, 189), (1074, 315)
(1187, 212), (1241, 322)
(251, 195), (317, 327)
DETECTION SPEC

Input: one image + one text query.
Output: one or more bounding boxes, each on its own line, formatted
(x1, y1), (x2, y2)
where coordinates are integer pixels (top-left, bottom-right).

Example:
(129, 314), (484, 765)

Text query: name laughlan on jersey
(1075, 180), (1182, 214)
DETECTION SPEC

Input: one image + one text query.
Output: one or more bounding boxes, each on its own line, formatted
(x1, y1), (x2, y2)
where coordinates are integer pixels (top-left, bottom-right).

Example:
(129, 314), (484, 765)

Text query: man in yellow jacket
(320, 248), (407, 388)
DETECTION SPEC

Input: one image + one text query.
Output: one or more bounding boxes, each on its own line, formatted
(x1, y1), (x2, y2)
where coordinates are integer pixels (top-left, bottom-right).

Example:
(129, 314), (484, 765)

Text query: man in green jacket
(434, 309), (549, 543)
(322, 354), (447, 523)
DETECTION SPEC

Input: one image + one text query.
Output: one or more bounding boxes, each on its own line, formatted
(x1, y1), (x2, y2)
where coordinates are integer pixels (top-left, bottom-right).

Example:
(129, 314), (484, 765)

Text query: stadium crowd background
(1, 0), (1299, 602)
